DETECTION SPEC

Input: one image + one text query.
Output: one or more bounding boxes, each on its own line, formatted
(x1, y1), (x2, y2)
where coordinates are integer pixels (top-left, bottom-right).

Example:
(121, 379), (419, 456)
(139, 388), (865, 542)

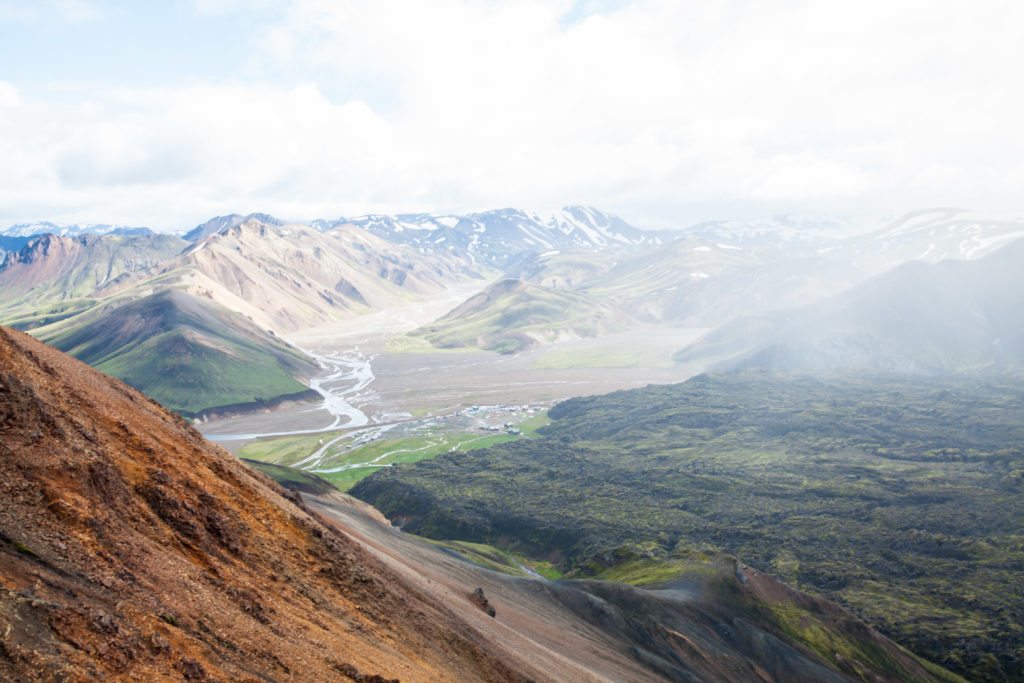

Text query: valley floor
(198, 279), (708, 464)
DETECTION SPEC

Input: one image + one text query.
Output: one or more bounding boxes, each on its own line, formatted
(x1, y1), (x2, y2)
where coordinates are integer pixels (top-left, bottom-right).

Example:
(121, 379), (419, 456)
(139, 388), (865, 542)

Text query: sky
(1, 0), (1023, 231)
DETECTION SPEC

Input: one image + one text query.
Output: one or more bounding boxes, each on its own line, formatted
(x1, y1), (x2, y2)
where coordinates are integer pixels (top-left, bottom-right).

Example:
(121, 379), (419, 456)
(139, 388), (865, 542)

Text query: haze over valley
(4, 2), (1024, 681)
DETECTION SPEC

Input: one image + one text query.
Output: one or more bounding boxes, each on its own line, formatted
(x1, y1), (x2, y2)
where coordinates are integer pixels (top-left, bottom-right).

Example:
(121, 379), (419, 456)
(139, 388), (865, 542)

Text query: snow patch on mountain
(314, 205), (662, 266)
(683, 213), (862, 249)
(2, 222), (152, 238)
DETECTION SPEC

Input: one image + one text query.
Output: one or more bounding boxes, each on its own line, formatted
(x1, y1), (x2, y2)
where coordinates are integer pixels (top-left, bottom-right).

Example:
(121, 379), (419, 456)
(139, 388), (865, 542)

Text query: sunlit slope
(157, 218), (484, 333)
(414, 278), (634, 353)
(37, 289), (317, 416)
(0, 231), (187, 326)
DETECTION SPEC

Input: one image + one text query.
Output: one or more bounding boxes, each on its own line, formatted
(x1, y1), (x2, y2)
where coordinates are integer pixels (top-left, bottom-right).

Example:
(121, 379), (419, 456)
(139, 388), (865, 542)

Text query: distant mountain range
(0, 218), (481, 415)
(684, 213), (861, 249)
(3, 205), (1023, 414)
(314, 205), (665, 267)
(824, 208), (1024, 274)
(1, 221), (152, 238)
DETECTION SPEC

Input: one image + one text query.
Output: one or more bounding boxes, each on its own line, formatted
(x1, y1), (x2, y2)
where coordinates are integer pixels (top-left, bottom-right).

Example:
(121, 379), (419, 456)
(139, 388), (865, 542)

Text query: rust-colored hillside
(0, 326), (525, 682)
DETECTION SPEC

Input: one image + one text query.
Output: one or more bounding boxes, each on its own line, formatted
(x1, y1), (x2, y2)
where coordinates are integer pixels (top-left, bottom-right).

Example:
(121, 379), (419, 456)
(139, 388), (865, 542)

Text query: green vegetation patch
(384, 334), (479, 355)
(238, 431), (347, 467)
(240, 415), (548, 492)
(241, 459), (338, 496)
(413, 279), (630, 354)
(350, 372), (1024, 682)
(427, 539), (564, 579)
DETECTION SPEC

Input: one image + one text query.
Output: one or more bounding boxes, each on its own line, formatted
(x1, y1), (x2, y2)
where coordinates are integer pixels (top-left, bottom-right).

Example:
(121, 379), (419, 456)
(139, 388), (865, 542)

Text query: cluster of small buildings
(461, 403), (540, 436)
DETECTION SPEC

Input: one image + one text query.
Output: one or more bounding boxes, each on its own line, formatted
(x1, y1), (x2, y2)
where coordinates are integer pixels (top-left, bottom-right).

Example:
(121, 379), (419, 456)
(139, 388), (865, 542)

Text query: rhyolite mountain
(0, 232), (189, 327)
(182, 212), (286, 242)
(165, 218), (480, 333)
(5, 217), (479, 415)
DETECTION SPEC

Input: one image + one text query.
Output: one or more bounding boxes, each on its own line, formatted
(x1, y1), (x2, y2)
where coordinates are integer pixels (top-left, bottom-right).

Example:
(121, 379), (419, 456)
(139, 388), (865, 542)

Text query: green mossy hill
(38, 290), (317, 416)
(414, 278), (632, 354)
(241, 460), (338, 496)
(351, 372), (1024, 682)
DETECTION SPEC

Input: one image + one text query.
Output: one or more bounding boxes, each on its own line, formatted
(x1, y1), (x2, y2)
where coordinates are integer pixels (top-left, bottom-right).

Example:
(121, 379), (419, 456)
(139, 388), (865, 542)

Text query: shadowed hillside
(675, 238), (1024, 373)
(36, 290), (318, 416)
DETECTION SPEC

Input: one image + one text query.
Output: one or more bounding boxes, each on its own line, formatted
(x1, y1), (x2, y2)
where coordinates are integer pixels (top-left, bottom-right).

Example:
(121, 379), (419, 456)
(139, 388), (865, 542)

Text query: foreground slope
(313, 492), (954, 683)
(0, 327), (527, 682)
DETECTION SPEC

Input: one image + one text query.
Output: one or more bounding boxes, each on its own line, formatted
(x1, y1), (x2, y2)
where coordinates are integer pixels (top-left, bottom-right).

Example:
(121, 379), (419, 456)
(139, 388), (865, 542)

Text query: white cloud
(2, 0), (1024, 229)
(0, 83), (415, 228)
(0, 82), (19, 107)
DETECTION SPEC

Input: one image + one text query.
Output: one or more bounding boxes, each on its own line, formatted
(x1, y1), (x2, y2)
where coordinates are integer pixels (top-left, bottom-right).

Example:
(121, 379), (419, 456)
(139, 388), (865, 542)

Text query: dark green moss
(351, 372), (1024, 682)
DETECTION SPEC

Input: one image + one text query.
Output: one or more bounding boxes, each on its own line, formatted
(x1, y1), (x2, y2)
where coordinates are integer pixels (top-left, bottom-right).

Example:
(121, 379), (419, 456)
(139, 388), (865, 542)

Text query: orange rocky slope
(0, 326), (526, 682)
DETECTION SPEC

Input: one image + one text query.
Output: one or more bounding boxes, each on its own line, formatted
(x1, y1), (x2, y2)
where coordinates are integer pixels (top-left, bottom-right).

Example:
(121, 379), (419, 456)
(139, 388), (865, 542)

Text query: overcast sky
(1, 0), (1022, 231)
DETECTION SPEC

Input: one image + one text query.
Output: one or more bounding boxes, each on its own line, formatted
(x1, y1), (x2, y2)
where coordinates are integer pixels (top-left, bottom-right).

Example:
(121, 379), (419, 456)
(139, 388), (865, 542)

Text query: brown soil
(0, 326), (530, 682)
